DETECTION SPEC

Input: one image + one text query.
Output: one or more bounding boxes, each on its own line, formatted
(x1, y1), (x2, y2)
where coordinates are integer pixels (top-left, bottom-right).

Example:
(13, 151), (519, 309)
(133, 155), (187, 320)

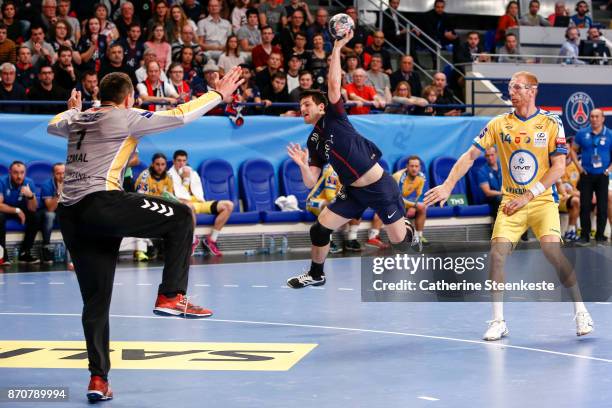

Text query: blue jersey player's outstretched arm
(327, 29), (354, 104)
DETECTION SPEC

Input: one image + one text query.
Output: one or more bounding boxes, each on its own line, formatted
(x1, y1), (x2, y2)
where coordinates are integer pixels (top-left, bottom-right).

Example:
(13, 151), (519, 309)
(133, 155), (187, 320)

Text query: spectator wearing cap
(285, 53), (302, 93)
(252, 25), (282, 72)
(237, 8), (261, 54)
(255, 51), (283, 91)
(136, 60), (179, 111)
(217, 35), (245, 75)
(197, 0), (232, 62)
(135, 48), (168, 83)
(261, 71), (292, 116)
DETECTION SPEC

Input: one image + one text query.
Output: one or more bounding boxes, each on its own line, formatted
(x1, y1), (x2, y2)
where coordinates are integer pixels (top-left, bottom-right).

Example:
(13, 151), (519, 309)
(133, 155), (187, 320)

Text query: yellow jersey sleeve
(473, 117), (500, 152)
(545, 114), (568, 157)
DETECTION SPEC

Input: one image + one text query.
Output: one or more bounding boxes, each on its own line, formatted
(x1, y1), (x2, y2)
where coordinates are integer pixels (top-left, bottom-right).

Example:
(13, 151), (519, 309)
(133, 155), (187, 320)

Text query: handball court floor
(1, 246), (612, 408)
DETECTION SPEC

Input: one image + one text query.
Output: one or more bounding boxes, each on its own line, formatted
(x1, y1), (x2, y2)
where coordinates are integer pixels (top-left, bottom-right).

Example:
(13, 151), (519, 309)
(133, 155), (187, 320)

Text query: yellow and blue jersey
(307, 164), (341, 203)
(392, 169), (426, 207)
(473, 109), (567, 201)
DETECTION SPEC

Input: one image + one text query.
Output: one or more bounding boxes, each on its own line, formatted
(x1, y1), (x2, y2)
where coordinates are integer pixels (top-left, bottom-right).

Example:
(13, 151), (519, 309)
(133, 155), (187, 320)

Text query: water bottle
(54, 243), (66, 262)
(244, 249), (257, 256)
(280, 236), (289, 254)
(267, 237), (276, 254)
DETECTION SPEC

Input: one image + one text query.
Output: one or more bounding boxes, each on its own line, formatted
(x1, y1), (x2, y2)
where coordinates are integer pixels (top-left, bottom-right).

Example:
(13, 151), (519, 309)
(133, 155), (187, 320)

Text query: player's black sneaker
(344, 239), (362, 252)
(287, 272), (326, 288)
(18, 252), (40, 264)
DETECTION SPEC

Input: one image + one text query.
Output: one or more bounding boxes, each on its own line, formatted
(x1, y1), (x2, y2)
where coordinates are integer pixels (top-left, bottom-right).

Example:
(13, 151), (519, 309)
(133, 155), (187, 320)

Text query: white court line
(223, 284), (239, 288)
(309, 287), (325, 290)
(252, 285), (268, 288)
(596, 302), (611, 305)
(113, 283), (123, 286)
(417, 396), (440, 401)
(338, 288), (354, 291)
(19, 282), (35, 285)
(136, 283), (153, 286)
(0, 311), (611, 364)
(48, 282), (64, 285)
(195, 284), (210, 287)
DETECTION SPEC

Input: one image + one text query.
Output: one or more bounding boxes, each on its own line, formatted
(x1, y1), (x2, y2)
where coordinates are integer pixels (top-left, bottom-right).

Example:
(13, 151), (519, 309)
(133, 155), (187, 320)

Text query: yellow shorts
(306, 198), (328, 216)
(558, 198), (568, 213)
(492, 197), (561, 243)
(190, 197), (218, 214)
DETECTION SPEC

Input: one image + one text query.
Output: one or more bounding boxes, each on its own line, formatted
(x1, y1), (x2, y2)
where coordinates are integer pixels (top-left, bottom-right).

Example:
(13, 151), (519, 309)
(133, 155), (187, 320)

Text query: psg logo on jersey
(565, 92), (594, 132)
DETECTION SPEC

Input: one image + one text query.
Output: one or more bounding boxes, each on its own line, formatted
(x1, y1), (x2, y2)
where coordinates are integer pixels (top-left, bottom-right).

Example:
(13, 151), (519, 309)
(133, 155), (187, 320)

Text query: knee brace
(391, 219), (417, 252)
(310, 221), (334, 247)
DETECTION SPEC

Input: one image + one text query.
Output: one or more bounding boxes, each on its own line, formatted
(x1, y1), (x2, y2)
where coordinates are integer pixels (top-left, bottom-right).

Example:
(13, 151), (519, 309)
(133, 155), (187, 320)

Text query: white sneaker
(483, 320), (509, 341)
(575, 311), (594, 336)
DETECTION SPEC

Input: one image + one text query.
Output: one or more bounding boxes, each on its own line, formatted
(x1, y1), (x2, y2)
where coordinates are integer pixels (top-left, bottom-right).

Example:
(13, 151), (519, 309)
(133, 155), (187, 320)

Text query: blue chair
(131, 161), (148, 181)
(197, 159), (260, 224)
(0, 164), (8, 178)
(239, 159), (302, 223)
(280, 158), (309, 209)
(378, 159), (389, 173)
(26, 161), (53, 187)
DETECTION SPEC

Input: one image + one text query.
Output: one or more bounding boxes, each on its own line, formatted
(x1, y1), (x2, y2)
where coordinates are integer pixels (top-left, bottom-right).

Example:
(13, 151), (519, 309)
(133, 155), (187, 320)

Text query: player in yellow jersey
(306, 164), (343, 253)
(557, 144), (581, 241)
(367, 156), (427, 249)
(425, 71), (593, 341)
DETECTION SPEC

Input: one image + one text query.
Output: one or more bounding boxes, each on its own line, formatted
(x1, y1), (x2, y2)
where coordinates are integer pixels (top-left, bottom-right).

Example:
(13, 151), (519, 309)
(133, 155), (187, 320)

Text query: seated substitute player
(286, 29), (418, 289)
(168, 149), (234, 256)
(39, 162), (65, 263)
(425, 71), (593, 341)
(367, 155), (428, 249)
(557, 148), (581, 241)
(133, 152), (175, 261)
(47, 67), (243, 401)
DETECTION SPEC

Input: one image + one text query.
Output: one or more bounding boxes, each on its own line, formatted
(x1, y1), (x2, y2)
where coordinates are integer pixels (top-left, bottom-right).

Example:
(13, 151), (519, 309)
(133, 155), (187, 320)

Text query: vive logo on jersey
(565, 92), (594, 132)
(534, 132), (547, 147)
(509, 150), (538, 185)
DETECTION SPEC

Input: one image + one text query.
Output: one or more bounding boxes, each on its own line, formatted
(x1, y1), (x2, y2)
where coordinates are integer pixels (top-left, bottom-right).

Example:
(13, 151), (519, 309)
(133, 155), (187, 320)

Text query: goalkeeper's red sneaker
(87, 376), (113, 402)
(153, 293), (213, 318)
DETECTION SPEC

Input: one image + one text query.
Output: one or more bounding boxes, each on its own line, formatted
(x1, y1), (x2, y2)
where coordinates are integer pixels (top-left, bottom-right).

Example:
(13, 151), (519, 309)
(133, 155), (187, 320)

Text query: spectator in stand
(231, 0), (250, 33)
(197, 0), (232, 62)
(548, 1), (570, 26)
(168, 149), (234, 256)
(57, 0), (80, 42)
(119, 22), (145, 71)
(285, 31), (308, 69)
(94, 3), (120, 42)
(306, 33), (328, 90)
(167, 61), (193, 103)
(261, 71), (292, 116)
(38, 162), (64, 264)
(191, 60), (224, 102)
(147, 0), (172, 37)
(579, 27), (611, 65)
(384, 80), (428, 114)
(52, 45), (78, 90)
(181, 0), (204, 23)
(343, 52), (360, 84)
(168, 5), (197, 44)
(24, 25), (57, 66)
(217, 35), (245, 75)
(284, 0), (314, 26)
(431, 71), (460, 116)
(237, 8), (261, 54)
(520, 0), (551, 26)
(307, 8), (332, 53)
(236, 63), (261, 115)
(498, 32), (523, 63)
(285, 53), (302, 93)
(289, 69), (313, 102)
(559, 26), (584, 64)
(178, 47), (201, 81)
(76, 70), (100, 104)
(381, 0), (408, 51)
(453, 31), (489, 65)
(365, 31), (392, 75)
(78, 17), (108, 73)
(255, 51), (283, 90)
(40, 0), (58, 33)
(279, 9), (307, 56)
(414, 84), (438, 116)
(344, 68), (385, 114)
(571, 0), (593, 28)
(135, 48), (168, 83)
(496, 1), (519, 46)
(390, 55), (421, 96)
(0, 62), (28, 113)
(130, 0), (154, 29)
(15, 46), (38, 90)
(49, 20), (81, 65)
(99, 42), (138, 85)
(27, 63), (70, 114)
(170, 23), (204, 64)
(101, 0), (127, 21)
(1, 1), (29, 44)
(115, 1), (140, 39)
(252, 25), (282, 72)
(0, 24), (17, 64)
(0, 161), (41, 265)
(422, 0), (458, 51)
(145, 23), (172, 71)
(344, 6), (369, 53)
(556, 148), (582, 241)
(366, 54), (392, 102)
(478, 146), (503, 217)
(353, 42), (371, 70)
(136, 60), (178, 111)
(258, 0), (286, 32)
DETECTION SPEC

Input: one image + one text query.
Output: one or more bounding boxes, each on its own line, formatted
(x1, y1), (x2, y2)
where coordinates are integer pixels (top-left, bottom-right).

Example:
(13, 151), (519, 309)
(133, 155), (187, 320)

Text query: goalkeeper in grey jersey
(47, 68), (243, 402)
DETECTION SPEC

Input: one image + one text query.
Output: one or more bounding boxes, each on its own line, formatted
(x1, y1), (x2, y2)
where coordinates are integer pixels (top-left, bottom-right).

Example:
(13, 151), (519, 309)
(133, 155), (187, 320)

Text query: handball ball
(329, 13), (354, 40)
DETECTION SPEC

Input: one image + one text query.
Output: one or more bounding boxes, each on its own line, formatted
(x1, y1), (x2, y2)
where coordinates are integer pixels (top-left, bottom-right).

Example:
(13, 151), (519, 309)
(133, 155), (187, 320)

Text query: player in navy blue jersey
(286, 30), (419, 288)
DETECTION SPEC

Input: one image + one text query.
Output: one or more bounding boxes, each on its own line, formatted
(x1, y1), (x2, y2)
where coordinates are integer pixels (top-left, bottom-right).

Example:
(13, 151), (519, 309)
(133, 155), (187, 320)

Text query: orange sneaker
(153, 293), (213, 318)
(87, 375), (113, 401)
(365, 236), (390, 249)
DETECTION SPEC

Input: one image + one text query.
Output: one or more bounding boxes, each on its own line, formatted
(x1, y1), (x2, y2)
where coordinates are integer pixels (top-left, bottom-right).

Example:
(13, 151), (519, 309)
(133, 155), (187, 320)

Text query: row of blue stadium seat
(1, 155), (492, 231)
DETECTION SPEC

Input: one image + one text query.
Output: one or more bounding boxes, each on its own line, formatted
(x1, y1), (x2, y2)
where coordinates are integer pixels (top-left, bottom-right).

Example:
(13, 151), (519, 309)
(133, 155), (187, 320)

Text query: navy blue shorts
(327, 173), (405, 225)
